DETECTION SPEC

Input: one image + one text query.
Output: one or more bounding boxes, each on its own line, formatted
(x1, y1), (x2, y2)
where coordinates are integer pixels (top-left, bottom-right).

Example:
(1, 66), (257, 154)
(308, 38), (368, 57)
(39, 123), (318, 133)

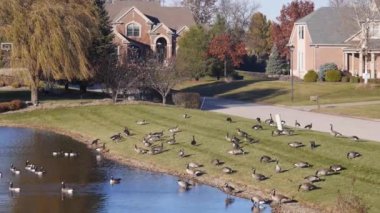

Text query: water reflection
(0, 127), (271, 213)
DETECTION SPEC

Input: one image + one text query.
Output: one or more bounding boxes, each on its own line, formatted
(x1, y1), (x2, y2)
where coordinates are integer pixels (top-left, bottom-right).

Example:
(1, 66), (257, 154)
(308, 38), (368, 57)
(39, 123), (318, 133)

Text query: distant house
(289, 1), (380, 79)
(105, 0), (195, 60)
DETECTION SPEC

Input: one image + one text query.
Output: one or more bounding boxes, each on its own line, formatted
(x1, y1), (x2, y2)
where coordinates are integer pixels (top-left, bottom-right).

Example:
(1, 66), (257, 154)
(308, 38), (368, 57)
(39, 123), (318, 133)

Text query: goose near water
(177, 179), (191, 189)
(270, 189), (292, 204)
(10, 164), (20, 175)
(9, 182), (20, 193)
(110, 176), (122, 185)
(61, 182), (73, 195)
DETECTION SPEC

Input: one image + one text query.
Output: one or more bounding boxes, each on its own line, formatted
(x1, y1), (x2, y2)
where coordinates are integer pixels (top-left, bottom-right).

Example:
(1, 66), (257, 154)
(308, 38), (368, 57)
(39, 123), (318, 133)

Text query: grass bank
(315, 104), (380, 120)
(0, 104), (379, 212)
(177, 79), (380, 106)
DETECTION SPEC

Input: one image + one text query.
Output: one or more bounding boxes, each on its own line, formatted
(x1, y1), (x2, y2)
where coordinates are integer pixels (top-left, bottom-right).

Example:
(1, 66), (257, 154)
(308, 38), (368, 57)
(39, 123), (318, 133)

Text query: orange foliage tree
(208, 34), (247, 80)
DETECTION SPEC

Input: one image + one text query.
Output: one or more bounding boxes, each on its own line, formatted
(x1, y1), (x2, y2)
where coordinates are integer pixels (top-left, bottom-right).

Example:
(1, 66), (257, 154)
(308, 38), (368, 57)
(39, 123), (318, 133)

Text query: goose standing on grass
(110, 176), (122, 185)
(168, 126), (180, 133)
(9, 182), (20, 193)
(10, 164), (20, 175)
(136, 120), (148, 125)
(91, 139), (100, 146)
(226, 117), (233, 123)
(275, 160), (282, 173)
(183, 113), (190, 119)
(228, 148), (246, 155)
(315, 168), (334, 176)
(330, 164), (344, 172)
(123, 127), (131, 136)
(256, 117), (261, 123)
(236, 128), (248, 137)
(330, 124), (342, 137)
(298, 182), (317, 192)
(294, 161), (311, 168)
(178, 149), (185, 158)
(252, 124), (263, 130)
(190, 136), (197, 146)
(134, 144), (148, 154)
(351, 136), (360, 141)
(264, 114), (273, 124)
(304, 175), (321, 183)
(61, 182), (73, 195)
(271, 129), (282, 136)
(188, 162), (201, 168)
(347, 151), (361, 159)
(222, 167), (233, 174)
(270, 189), (291, 204)
(251, 168), (267, 181)
(304, 123), (312, 130)
(166, 134), (176, 145)
(295, 120), (301, 128)
(223, 183), (236, 195)
(211, 159), (223, 166)
(259, 155), (273, 163)
(310, 141), (317, 150)
(288, 141), (304, 148)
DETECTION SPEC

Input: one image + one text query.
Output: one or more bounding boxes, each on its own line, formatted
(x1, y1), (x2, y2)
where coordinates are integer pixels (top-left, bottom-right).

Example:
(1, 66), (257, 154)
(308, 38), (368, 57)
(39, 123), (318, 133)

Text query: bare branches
(181, 0), (217, 24)
(329, 0), (350, 7)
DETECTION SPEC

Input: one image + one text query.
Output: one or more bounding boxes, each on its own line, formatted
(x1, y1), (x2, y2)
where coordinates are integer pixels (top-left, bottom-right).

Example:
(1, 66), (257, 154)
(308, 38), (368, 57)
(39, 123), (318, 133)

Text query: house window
(371, 24), (380, 38)
(298, 26), (304, 40)
(126, 23), (140, 37)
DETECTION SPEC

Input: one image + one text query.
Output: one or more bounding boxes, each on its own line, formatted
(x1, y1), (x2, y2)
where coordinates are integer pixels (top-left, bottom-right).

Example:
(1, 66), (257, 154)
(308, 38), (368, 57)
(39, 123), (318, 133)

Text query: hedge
(304, 70), (318, 82)
(325, 70), (342, 82)
(172, 92), (201, 109)
(0, 100), (26, 113)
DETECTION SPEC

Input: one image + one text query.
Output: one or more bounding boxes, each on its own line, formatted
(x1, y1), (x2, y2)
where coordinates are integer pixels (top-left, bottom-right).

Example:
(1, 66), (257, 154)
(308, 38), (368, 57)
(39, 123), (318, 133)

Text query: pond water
(0, 127), (271, 213)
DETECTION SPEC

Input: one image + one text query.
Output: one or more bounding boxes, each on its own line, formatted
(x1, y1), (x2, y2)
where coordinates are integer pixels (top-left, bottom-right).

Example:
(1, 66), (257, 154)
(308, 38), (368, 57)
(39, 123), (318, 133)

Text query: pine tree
(266, 46), (287, 75)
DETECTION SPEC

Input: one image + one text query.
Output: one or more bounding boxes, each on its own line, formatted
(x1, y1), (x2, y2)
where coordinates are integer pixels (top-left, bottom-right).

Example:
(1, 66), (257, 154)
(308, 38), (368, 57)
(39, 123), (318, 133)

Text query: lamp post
(287, 44), (295, 102)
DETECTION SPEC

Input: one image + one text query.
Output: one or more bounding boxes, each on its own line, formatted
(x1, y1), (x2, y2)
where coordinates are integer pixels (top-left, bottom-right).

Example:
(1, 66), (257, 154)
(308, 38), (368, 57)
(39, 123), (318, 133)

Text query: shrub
(11, 82), (21, 88)
(0, 99), (26, 113)
(368, 79), (380, 84)
(172, 92), (201, 109)
(341, 76), (349, 82)
(230, 71), (244, 80)
(303, 70), (318, 82)
(325, 70), (342, 82)
(319, 63), (338, 81)
(350, 76), (360, 83)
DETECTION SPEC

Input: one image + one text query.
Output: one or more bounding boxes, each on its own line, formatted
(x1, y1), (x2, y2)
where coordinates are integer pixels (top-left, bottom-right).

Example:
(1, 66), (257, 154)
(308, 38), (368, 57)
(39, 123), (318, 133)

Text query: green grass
(316, 104), (380, 120)
(178, 79), (380, 106)
(0, 104), (379, 211)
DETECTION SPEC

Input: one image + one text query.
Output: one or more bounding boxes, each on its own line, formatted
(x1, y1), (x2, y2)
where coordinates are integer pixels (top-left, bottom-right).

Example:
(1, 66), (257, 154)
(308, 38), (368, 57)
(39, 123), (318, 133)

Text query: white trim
(153, 35), (171, 46)
(114, 7), (153, 24)
(125, 21), (142, 38)
(113, 26), (129, 44)
(177, 26), (189, 35)
(151, 23), (173, 33)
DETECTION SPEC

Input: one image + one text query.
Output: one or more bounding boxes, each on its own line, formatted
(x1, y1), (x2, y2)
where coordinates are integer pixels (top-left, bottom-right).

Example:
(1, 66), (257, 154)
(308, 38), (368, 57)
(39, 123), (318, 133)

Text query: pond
(0, 127), (272, 213)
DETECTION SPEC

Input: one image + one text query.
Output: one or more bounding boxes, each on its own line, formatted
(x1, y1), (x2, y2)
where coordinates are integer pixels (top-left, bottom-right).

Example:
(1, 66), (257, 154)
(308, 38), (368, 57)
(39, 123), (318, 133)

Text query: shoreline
(0, 122), (323, 213)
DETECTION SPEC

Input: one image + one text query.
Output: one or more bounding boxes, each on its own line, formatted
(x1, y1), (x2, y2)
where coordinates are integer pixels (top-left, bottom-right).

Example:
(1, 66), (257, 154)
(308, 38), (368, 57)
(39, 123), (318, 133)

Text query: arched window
(126, 23), (140, 37)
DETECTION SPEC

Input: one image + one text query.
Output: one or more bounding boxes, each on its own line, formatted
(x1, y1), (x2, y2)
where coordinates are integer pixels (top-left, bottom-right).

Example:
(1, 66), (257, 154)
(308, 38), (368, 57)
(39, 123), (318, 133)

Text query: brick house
(105, 0), (195, 60)
(289, 1), (380, 79)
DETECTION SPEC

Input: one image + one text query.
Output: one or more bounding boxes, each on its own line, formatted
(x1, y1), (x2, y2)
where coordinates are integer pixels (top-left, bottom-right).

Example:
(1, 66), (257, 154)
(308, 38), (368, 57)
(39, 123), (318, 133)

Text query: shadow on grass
(0, 89), (109, 102)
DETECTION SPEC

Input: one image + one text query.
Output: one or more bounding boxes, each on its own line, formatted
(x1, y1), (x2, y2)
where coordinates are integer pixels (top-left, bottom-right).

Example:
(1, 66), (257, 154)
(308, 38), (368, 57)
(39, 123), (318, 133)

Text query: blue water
(0, 127), (272, 213)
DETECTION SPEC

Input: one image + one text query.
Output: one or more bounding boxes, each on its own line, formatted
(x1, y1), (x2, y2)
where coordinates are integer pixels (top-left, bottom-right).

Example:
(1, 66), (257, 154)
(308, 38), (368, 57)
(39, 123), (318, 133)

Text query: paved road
(201, 97), (380, 142)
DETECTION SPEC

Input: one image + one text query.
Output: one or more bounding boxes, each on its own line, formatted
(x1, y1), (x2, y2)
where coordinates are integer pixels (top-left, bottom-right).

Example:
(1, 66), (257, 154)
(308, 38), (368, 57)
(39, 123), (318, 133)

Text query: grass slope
(0, 104), (379, 211)
(316, 104), (380, 120)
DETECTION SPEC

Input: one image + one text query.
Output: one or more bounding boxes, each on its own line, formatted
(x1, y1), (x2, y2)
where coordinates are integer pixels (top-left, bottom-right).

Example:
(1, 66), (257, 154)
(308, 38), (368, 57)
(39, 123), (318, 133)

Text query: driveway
(201, 97), (380, 142)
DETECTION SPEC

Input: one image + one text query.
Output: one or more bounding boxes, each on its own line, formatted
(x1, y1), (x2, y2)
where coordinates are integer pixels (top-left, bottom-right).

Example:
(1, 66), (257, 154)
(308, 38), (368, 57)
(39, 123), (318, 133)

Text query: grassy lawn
(177, 79), (380, 106)
(316, 104), (380, 120)
(0, 104), (379, 211)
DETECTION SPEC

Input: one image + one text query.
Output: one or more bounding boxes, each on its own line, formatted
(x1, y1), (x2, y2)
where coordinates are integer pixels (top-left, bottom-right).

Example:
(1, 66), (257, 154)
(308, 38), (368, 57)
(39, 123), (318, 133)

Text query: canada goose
(298, 182), (317, 192)
(91, 139), (100, 146)
(295, 120), (301, 127)
(134, 144), (148, 154)
(225, 132), (232, 142)
(211, 159), (223, 166)
(136, 120), (148, 125)
(34, 167), (46, 176)
(294, 161), (311, 168)
(223, 183), (236, 195)
(250, 195), (267, 205)
(228, 148), (246, 155)
(252, 168), (267, 181)
(52, 150), (63, 157)
(168, 126), (180, 133)
(282, 129), (294, 136)
(330, 164), (344, 172)
(110, 176), (122, 185)
(185, 164), (203, 176)
(315, 168), (334, 176)
(188, 162), (201, 168)
(178, 149), (185, 158)
(245, 136), (259, 144)
(271, 130), (282, 136)
(232, 141), (240, 149)
(177, 179), (191, 189)
(222, 166), (233, 174)
(304, 123), (312, 130)
(256, 117), (261, 123)
(9, 182), (20, 193)
(10, 164), (20, 175)
(259, 155), (272, 163)
(190, 136), (197, 146)
(347, 151), (361, 159)
(231, 136), (240, 144)
(225, 197), (235, 208)
(236, 128), (248, 137)
(310, 141), (317, 150)
(183, 113), (190, 119)
(143, 138), (152, 147)
(264, 114), (273, 124)
(25, 160), (32, 170)
(304, 175), (321, 183)
(252, 124), (263, 130)
(151, 131), (164, 137)
(288, 141), (304, 148)
(96, 143), (107, 153)
(166, 134), (176, 145)
(226, 117), (232, 123)
(351, 136), (360, 141)
(330, 124), (342, 137)
(281, 120), (286, 125)
(110, 133), (122, 142)
(275, 160), (282, 173)
(270, 189), (291, 204)
(151, 143), (164, 154)
(123, 127), (131, 136)
(69, 152), (78, 158)
(61, 182), (73, 195)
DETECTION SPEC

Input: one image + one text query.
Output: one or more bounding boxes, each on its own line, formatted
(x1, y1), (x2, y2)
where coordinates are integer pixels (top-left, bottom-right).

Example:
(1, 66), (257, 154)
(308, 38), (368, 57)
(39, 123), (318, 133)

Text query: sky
(166, 0), (330, 21)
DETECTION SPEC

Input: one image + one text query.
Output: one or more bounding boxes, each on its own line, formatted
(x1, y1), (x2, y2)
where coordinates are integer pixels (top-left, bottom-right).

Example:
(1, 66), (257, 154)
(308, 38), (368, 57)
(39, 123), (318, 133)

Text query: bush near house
(350, 76), (360, 83)
(341, 76), (350, 82)
(303, 70), (318, 82)
(325, 70), (342, 82)
(172, 92), (201, 109)
(319, 63), (338, 81)
(0, 100), (26, 113)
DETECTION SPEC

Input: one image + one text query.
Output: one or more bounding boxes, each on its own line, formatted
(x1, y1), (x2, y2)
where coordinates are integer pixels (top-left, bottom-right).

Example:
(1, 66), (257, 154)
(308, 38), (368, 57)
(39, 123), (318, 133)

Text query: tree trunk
(79, 81), (87, 93)
(224, 59), (227, 81)
(162, 95), (166, 105)
(112, 90), (118, 103)
(64, 82), (69, 91)
(30, 84), (39, 106)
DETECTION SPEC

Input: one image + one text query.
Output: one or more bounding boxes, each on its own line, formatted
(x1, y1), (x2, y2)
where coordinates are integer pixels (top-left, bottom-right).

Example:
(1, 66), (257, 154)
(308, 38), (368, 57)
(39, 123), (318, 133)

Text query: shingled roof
(295, 7), (360, 45)
(105, 0), (195, 31)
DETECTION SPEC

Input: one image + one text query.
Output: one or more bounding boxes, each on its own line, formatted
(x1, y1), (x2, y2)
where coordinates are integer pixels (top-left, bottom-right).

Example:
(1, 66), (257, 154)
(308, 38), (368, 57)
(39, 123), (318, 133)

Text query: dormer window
(298, 25), (304, 40)
(126, 23), (140, 37)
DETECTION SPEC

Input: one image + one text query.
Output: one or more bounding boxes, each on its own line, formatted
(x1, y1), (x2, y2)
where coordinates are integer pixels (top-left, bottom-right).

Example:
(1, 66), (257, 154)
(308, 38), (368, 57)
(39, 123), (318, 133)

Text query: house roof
(105, 0), (195, 31)
(346, 39), (380, 50)
(295, 7), (360, 45)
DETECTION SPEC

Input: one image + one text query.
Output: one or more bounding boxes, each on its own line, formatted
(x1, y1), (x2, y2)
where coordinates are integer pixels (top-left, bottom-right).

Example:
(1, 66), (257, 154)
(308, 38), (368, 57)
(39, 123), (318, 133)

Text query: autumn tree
(271, 0), (314, 59)
(208, 34), (247, 80)
(247, 12), (272, 60)
(176, 26), (209, 80)
(0, 0), (99, 105)
(181, 0), (217, 24)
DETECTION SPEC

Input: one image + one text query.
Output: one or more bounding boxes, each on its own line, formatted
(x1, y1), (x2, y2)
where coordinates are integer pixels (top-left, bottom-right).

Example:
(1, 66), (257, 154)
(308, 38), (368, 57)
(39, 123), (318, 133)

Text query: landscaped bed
(0, 104), (379, 212)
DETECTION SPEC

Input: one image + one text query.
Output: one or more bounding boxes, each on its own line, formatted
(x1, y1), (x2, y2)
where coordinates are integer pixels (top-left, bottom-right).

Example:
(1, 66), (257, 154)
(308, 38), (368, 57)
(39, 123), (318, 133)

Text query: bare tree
(145, 57), (182, 105)
(329, 0), (350, 7)
(181, 0), (217, 24)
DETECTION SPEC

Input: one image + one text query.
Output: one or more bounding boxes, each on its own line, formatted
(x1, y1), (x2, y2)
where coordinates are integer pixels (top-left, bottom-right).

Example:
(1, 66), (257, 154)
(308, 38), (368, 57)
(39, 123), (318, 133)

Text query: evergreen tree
(266, 46), (287, 75)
